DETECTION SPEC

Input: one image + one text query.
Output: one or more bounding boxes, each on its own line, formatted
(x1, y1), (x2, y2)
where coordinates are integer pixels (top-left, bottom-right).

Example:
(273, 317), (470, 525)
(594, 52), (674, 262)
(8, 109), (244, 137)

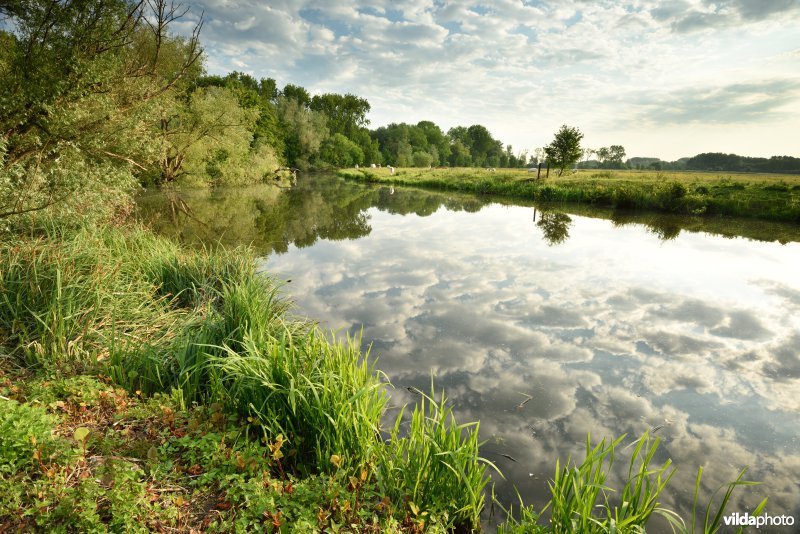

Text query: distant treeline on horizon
(620, 154), (800, 174)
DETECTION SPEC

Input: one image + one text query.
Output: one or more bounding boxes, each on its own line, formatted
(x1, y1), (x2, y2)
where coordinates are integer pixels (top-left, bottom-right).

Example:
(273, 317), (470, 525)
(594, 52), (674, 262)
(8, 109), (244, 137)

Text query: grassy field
(339, 167), (800, 222)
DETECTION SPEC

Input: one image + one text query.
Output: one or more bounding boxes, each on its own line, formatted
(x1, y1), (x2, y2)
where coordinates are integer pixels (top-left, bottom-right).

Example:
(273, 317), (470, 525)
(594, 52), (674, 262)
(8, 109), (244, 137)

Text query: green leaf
(73, 427), (90, 444)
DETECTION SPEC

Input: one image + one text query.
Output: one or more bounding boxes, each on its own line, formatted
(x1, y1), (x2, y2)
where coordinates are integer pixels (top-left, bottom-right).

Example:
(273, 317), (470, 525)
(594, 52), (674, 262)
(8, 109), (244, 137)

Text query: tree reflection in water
(534, 209), (573, 246)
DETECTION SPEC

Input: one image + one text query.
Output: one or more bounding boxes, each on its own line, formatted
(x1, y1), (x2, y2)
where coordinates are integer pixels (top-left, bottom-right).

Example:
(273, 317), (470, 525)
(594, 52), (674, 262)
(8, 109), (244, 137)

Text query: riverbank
(338, 167), (800, 222)
(0, 224), (488, 531)
(0, 223), (764, 532)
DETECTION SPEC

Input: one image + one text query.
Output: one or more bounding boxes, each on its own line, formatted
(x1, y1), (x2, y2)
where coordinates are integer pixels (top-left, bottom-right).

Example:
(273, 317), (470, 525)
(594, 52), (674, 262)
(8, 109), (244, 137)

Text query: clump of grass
(0, 228), (184, 371)
(497, 431), (767, 534)
(546, 432), (675, 532)
(378, 386), (496, 531)
(212, 329), (388, 475)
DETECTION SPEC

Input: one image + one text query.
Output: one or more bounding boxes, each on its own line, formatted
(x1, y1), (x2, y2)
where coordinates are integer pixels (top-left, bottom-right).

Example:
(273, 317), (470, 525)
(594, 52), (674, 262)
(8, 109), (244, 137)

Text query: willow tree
(0, 0), (202, 226)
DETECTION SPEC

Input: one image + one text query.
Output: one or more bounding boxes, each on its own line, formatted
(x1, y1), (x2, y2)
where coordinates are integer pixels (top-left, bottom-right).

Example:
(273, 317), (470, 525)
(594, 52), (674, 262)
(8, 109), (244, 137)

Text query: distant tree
(396, 139), (413, 167)
(349, 128), (381, 165)
(467, 124), (495, 166)
(544, 125), (583, 176)
(412, 151), (435, 167)
(595, 147), (610, 164)
(448, 140), (472, 167)
(608, 145), (626, 167)
(686, 153), (742, 171)
(310, 93), (370, 138)
(447, 126), (472, 149)
(319, 133), (364, 167)
(281, 84), (311, 108)
(416, 121), (451, 165)
(276, 96), (328, 168)
(506, 145), (518, 168)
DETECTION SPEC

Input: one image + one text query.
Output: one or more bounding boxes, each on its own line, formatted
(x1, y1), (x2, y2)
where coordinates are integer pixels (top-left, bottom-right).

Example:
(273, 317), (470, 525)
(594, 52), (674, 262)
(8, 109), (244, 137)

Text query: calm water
(138, 174), (800, 531)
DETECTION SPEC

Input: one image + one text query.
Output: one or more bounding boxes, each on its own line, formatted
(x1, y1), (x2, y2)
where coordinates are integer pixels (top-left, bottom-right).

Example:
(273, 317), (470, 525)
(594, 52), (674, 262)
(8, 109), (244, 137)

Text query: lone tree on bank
(544, 125), (584, 176)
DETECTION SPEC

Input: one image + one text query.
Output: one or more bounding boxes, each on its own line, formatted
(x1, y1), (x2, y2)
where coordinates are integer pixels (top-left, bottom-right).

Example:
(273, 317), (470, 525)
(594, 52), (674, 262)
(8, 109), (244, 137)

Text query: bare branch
(99, 150), (147, 171)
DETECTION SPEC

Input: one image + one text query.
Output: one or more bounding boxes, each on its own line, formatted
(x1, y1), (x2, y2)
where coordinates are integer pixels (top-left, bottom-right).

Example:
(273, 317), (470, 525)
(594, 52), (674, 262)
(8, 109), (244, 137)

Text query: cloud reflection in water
(264, 197), (800, 527)
(134, 176), (800, 529)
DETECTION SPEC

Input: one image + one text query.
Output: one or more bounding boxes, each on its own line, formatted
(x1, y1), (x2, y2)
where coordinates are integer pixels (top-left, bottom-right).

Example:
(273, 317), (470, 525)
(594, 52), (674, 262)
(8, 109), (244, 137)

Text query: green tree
(448, 140), (472, 167)
(195, 72), (284, 159)
(371, 123), (419, 166)
(319, 133), (364, 167)
(608, 145), (627, 167)
(416, 121), (450, 166)
(544, 125), (584, 176)
(150, 86), (266, 186)
(277, 96), (328, 169)
(0, 0), (202, 224)
(412, 151), (435, 167)
(467, 125), (494, 167)
(281, 84), (311, 108)
(310, 93), (370, 139)
(350, 128), (381, 165)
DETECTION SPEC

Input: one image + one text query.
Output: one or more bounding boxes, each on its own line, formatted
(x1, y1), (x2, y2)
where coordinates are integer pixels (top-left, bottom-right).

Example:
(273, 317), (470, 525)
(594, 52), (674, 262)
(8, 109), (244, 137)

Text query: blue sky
(179, 1), (800, 160)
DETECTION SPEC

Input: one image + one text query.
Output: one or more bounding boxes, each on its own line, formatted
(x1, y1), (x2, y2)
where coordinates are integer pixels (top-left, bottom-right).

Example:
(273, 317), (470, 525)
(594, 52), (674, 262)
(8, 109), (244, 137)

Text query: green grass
(497, 432), (767, 534)
(378, 384), (496, 529)
(339, 167), (800, 222)
(0, 223), (492, 531)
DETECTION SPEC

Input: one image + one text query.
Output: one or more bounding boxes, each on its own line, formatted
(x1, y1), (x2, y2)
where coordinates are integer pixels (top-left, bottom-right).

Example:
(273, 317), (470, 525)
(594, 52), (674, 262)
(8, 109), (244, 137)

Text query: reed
(377, 386), (496, 530)
(497, 431), (765, 534)
(211, 328), (388, 475)
(0, 228), (184, 371)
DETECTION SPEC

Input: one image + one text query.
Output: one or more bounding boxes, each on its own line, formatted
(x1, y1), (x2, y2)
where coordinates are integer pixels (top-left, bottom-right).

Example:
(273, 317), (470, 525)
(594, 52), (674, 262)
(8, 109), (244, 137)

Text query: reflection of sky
(263, 201), (800, 530)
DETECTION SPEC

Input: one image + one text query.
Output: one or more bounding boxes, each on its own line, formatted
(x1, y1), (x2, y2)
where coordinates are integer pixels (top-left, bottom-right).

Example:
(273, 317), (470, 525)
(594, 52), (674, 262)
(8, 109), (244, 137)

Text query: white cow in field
(389, 166), (395, 175)
(370, 163), (376, 168)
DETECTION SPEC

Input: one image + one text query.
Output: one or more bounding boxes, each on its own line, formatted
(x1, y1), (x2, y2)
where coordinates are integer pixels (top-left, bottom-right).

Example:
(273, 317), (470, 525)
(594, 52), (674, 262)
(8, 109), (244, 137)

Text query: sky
(178, 0), (800, 161)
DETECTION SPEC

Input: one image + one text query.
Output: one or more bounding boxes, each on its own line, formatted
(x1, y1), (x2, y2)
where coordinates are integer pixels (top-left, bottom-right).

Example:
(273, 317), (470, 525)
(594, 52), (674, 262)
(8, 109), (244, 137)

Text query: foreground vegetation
(0, 222), (769, 532)
(339, 167), (800, 222)
(0, 224), (490, 531)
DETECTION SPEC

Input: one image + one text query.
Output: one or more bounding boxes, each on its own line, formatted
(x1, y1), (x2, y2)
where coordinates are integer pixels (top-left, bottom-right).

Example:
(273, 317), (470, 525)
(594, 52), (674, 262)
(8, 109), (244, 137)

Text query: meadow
(339, 167), (800, 222)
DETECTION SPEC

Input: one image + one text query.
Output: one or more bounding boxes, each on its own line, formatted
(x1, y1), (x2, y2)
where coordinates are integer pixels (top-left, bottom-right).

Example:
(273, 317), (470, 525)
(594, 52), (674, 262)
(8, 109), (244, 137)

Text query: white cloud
(178, 0), (800, 159)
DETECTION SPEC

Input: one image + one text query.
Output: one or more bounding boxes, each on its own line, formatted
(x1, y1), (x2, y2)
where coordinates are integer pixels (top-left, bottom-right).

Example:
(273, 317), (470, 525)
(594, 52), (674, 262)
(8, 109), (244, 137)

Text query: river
(137, 173), (800, 532)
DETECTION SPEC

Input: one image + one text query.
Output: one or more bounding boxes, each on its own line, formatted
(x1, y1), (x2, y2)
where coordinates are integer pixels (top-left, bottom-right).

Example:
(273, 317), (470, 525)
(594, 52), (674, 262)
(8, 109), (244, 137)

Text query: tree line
(0, 0), (538, 227)
(2, 1), (797, 228)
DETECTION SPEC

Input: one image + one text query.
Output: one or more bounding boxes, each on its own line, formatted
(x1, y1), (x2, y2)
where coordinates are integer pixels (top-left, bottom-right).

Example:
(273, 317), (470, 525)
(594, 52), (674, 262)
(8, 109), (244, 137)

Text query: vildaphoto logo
(723, 512), (795, 529)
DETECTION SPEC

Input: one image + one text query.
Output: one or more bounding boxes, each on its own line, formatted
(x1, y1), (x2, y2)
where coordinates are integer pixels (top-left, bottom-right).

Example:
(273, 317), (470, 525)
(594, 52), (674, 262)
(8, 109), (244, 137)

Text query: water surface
(138, 175), (800, 531)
